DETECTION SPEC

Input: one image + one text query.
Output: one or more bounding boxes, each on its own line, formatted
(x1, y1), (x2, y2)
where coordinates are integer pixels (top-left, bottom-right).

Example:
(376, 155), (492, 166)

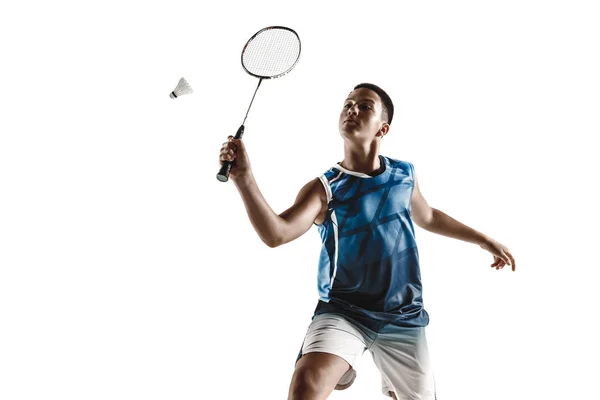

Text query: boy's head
(353, 83), (394, 125)
(339, 83), (394, 141)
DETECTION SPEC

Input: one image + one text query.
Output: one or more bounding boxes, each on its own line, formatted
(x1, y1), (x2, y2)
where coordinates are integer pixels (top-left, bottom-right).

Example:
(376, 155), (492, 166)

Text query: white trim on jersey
(318, 174), (333, 203)
(330, 209), (339, 288)
(333, 163), (375, 178)
(317, 170), (343, 292)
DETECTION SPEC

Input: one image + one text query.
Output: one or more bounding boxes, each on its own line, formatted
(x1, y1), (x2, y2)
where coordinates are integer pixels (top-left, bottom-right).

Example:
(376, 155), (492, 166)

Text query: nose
(347, 104), (359, 116)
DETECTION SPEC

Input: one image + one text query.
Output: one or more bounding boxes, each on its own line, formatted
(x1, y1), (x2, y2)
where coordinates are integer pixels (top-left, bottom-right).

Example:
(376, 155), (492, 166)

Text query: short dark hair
(353, 83), (394, 125)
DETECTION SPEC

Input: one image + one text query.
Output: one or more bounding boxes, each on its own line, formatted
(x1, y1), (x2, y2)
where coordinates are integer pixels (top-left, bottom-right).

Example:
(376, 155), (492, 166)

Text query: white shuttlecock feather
(170, 77), (193, 99)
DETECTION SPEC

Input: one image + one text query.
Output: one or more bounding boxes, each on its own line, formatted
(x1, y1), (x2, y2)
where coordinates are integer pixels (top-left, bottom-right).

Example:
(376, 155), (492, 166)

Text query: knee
(289, 366), (326, 399)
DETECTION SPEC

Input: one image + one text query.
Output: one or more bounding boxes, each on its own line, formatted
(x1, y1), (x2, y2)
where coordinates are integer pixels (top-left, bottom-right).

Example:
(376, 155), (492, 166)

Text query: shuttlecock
(170, 77), (193, 99)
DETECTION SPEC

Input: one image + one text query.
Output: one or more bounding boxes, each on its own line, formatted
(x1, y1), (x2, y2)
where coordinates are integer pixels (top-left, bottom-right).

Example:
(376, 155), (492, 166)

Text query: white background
(1, 1), (599, 399)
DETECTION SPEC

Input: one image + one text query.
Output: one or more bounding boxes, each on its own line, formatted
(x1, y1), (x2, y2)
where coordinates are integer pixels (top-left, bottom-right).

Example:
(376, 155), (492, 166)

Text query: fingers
(219, 136), (238, 163)
(490, 250), (516, 272)
(491, 255), (507, 270)
(219, 149), (236, 163)
(499, 248), (516, 272)
(507, 250), (516, 272)
(219, 147), (236, 160)
(219, 146), (235, 156)
(491, 256), (504, 270)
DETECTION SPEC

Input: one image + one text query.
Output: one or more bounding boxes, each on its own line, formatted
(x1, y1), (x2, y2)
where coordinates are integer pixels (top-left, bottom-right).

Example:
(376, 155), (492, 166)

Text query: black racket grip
(216, 124), (245, 182)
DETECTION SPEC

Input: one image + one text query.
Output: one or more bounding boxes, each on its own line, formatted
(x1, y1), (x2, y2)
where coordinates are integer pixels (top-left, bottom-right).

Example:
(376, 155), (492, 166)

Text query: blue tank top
(312, 155), (429, 331)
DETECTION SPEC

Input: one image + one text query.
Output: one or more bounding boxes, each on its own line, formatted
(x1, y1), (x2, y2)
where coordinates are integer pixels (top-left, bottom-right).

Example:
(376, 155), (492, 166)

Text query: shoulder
(322, 164), (345, 182)
(315, 165), (345, 203)
(303, 177), (329, 225)
(382, 155), (414, 178)
(300, 177), (328, 205)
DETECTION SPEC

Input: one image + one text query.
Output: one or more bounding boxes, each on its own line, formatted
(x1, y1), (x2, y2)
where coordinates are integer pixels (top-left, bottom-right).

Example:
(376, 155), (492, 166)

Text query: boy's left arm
(410, 173), (516, 272)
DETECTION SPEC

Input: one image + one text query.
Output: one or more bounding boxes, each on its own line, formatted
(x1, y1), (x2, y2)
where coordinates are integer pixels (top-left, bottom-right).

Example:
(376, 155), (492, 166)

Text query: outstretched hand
(480, 238), (516, 272)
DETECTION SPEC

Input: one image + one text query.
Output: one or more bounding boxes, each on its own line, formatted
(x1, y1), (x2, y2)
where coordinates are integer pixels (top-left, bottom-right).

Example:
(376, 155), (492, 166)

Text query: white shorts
(296, 313), (436, 399)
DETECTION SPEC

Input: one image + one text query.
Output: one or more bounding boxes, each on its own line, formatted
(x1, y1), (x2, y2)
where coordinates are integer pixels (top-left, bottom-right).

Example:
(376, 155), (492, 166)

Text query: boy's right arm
(220, 136), (327, 248)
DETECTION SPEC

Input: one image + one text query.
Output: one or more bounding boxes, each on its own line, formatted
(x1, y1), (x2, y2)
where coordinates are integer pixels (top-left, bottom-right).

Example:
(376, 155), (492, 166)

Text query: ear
(377, 123), (390, 138)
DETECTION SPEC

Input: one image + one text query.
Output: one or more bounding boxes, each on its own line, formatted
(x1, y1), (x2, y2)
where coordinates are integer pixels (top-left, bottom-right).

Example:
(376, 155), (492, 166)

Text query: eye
(343, 103), (352, 108)
(359, 103), (371, 110)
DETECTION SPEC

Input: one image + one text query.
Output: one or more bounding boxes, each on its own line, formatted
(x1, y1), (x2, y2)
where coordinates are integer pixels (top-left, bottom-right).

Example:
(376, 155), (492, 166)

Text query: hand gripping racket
(216, 26), (301, 182)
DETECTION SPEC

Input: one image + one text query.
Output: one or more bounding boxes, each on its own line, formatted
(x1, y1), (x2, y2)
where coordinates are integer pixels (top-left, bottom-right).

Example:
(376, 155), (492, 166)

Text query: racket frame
(241, 26), (302, 80)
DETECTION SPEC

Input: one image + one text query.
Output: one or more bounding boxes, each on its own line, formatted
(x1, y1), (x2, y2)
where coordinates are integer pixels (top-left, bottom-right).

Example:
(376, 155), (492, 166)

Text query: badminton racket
(216, 26), (301, 182)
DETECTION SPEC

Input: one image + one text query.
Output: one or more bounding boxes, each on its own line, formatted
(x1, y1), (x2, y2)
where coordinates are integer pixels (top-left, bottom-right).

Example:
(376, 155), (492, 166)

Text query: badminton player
(218, 83), (516, 399)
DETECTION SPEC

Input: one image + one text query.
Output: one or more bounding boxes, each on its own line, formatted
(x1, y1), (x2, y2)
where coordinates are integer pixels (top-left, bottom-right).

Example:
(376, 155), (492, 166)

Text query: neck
(339, 155), (382, 176)
(339, 140), (382, 175)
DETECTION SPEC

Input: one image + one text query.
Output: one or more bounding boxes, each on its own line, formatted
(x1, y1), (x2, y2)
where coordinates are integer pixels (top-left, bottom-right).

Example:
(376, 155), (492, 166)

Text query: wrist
(233, 171), (255, 189)
(478, 234), (492, 248)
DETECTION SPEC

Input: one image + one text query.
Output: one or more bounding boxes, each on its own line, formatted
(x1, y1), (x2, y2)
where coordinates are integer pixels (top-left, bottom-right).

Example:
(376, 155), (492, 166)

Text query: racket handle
(216, 124), (245, 182)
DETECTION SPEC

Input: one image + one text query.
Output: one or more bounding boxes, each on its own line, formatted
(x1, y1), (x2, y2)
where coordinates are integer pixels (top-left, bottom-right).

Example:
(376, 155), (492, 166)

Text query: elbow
(265, 219), (299, 248)
(414, 207), (436, 231)
(266, 240), (279, 248)
(424, 208), (436, 229)
(266, 224), (288, 248)
(423, 208), (437, 230)
(265, 236), (282, 248)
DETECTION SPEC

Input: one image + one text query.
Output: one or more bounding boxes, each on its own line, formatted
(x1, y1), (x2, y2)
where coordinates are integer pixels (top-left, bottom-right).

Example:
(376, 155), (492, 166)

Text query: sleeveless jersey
(312, 155), (429, 331)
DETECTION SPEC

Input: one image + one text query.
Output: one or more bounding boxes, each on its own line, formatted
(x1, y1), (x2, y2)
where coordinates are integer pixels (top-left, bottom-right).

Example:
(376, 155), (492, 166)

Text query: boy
(218, 83), (515, 399)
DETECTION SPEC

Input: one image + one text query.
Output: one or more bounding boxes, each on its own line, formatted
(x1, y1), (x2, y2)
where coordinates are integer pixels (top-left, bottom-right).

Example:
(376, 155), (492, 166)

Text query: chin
(340, 131), (362, 142)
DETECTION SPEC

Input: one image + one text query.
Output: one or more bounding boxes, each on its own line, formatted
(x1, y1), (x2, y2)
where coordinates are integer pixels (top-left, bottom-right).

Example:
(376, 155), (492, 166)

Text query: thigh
(294, 314), (370, 390)
(370, 327), (436, 399)
(297, 314), (370, 367)
(290, 352), (351, 398)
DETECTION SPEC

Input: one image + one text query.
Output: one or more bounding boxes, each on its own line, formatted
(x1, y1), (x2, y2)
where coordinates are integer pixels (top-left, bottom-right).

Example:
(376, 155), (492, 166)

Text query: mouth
(344, 119), (358, 124)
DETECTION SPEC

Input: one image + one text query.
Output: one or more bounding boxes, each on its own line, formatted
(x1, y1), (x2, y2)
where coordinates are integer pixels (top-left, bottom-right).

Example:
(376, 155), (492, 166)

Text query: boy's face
(339, 87), (388, 141)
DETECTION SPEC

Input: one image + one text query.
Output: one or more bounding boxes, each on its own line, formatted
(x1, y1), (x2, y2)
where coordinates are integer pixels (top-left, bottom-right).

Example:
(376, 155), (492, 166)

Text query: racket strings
(243, 28), (300, 78)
